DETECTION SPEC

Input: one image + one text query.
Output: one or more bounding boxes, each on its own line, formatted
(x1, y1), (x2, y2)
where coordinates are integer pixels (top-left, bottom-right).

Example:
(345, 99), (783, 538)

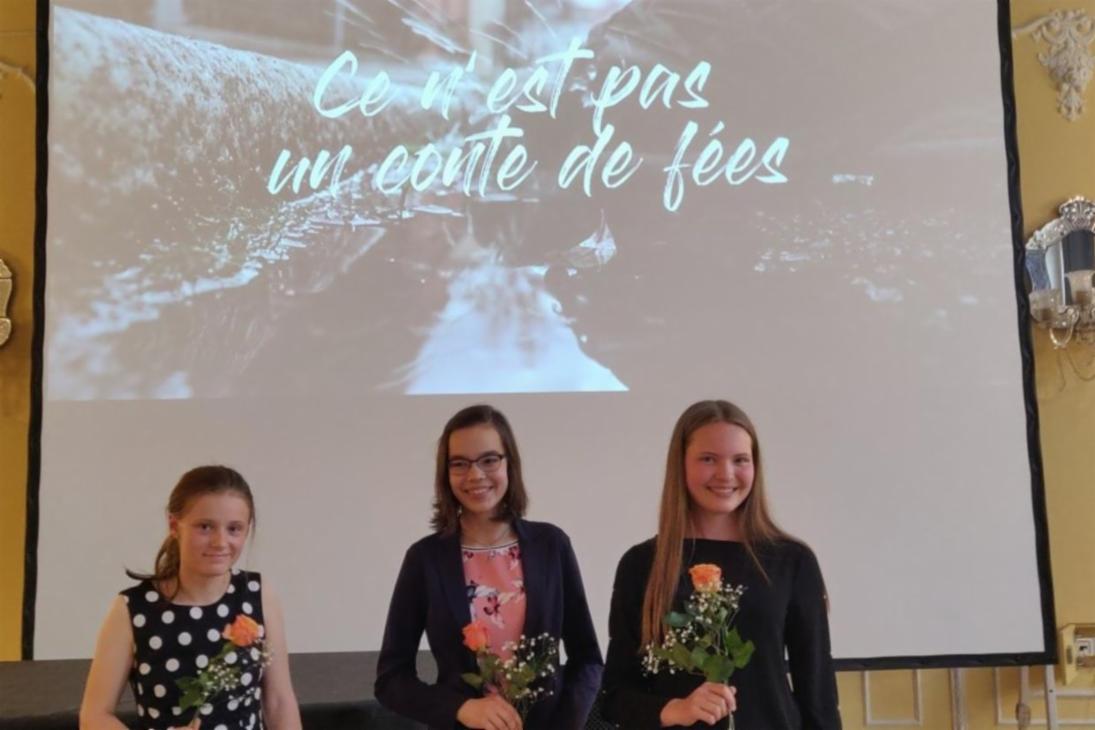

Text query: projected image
(40, 0), (1049, 664)
(47, 0), (1007, 398)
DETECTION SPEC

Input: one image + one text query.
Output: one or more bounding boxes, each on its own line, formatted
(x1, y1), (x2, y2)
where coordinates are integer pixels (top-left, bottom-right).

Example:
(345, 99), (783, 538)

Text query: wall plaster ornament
(0, 58), (36, 95)
(1014, 9), (1095, 121)
(0, 259), (11, 348)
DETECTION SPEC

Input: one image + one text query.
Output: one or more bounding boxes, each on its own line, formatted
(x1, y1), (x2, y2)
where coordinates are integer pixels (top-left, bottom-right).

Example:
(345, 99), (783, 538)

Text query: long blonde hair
(640, 400), (794, 646)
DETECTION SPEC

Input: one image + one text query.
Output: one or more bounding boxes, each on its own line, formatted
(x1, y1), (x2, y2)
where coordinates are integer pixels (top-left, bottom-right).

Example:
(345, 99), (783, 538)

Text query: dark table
(0, 651), (433, 729)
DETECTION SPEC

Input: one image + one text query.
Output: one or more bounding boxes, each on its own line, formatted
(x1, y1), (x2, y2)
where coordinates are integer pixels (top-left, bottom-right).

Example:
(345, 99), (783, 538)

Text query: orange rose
(462, 621), (490, 653)
(222, 614), (262, 647)
(689, 563), (722, 593)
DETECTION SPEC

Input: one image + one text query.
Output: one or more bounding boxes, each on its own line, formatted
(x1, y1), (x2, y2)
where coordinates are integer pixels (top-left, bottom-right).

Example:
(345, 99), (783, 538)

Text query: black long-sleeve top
(602, 538), (841, 730)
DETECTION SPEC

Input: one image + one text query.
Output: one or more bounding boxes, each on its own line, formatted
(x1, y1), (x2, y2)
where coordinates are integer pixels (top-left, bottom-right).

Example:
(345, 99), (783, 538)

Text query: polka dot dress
(121, 569), (266, 730)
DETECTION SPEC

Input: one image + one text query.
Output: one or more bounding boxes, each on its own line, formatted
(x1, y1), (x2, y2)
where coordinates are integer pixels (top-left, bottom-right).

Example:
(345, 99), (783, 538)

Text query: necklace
(461, 519), (514, 548)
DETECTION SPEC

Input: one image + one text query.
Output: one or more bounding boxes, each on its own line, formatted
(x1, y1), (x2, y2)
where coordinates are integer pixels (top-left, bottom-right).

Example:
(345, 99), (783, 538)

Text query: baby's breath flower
(643, 575), (752, 684)
(462, 631), (559, 719)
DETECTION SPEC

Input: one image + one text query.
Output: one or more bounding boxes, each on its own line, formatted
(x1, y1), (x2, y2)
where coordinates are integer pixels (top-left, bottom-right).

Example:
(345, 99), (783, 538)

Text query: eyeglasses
(448, 452), (506, 475)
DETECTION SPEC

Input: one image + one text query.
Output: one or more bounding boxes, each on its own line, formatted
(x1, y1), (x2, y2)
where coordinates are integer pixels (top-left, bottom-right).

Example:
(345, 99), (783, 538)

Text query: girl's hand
(659, 682), (737, 726)
(456, 695), (523, 730)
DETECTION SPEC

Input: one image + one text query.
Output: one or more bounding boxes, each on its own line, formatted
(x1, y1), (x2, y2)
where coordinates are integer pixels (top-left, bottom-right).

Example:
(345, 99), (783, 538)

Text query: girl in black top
(602, 400), (841, 730)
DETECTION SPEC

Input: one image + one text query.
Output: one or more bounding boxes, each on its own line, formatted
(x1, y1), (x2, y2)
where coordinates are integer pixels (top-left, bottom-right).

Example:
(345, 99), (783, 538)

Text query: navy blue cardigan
(374, 519), (604, 730)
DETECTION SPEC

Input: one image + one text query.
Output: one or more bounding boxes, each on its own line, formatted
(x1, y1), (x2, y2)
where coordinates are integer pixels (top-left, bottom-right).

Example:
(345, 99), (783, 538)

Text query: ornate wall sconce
(1025, 197), (1095, 348)
(1013, 9), (1095, 121)
(0, 259), (11, 348)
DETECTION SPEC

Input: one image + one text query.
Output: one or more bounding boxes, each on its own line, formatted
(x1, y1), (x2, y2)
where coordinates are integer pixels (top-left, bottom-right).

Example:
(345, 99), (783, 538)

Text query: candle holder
(1025, 198), (1095, 349)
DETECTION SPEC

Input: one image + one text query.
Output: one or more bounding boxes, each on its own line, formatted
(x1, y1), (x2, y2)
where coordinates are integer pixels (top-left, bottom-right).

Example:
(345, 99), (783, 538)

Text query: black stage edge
(0, 651), (432, 730)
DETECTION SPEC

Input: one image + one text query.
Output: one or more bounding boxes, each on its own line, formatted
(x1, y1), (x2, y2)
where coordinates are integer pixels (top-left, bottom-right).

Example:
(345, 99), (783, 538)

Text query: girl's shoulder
(406, 530), (448, 553)
(116, 580), (169, 632)
(752, 537), (823, 579)
(402, 531), (458, 566)
(230, 568), (263, 588)
(605, 538), (657, 593)
(617, 537), (658, 570)
(118, 577), (157, 607)
(514, 518), (571, 545)
(227, 569), (265, 606)
(759, 536), (816, 561)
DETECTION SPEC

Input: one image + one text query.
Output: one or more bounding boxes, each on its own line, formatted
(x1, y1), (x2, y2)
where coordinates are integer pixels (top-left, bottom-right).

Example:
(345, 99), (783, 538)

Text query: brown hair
(127, 465), (255, 597)
(431, 405), (529, 535)
(640, 400), (795, 646)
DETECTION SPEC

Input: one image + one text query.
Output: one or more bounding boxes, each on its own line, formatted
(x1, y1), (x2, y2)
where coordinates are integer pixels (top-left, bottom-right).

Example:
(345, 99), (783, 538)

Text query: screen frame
(22, 0), (1058, 669)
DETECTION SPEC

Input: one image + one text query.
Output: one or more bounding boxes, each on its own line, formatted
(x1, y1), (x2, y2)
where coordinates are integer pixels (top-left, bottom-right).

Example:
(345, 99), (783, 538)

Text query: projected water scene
(47, 0), (1007, 398)
(40, 0), (1050, 664)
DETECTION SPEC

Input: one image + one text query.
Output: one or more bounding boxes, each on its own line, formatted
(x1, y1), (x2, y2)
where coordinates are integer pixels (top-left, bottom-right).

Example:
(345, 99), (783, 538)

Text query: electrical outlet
(1059, 624), (1095, 683)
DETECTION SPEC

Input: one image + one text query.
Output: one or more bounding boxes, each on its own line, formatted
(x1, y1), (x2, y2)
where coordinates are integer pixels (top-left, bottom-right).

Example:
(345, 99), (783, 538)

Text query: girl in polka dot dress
(80, 466), (302, 730)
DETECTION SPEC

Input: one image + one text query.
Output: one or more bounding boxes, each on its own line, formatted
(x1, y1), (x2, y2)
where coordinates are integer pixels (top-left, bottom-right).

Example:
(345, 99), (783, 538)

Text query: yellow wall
(1014, 1), (1095, 227)
(0, 0), (36, 661)
(1014, 0), (1095, 632)
(4, 0), (1095, 725)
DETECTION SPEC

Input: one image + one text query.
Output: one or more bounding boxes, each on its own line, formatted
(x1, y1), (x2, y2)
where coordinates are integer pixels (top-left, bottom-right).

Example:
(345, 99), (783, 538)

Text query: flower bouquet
(460, 621), (559, 720)
(175, 614), (271, 729)
(643, 564), (754, 729)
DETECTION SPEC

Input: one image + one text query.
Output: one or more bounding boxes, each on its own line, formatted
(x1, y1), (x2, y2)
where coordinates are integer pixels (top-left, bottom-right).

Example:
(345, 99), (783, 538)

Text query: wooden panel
(0, 0), (36, 662)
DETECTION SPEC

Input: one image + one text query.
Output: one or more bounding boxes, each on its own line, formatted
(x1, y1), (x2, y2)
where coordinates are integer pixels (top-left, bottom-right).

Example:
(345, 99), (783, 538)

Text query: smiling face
(684, 421), (756, 523)
(169, 492), (252, 578)
(447, 424), (510, 520)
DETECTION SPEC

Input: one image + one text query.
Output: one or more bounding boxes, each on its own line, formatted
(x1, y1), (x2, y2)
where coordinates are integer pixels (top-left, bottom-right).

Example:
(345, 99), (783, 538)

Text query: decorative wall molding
(862, 670), (923, 726)
(0, 259), (11, 348)
(0, 28), (36, 94)
(1014, 9), (1095, 121)
(993, 666), (1087, 727)
(950, 669), (968, 730)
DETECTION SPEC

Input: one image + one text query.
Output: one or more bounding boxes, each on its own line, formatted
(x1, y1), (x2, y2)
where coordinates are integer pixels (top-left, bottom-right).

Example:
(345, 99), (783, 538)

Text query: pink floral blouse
(462, 540), (526, 658)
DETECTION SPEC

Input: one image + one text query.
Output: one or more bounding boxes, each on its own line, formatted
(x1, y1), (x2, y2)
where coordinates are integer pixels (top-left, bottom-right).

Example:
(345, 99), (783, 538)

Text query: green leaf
(462, 672), (484, 689)
(703, 654), (734, 684)
(690, 647), (709, 670)
(479, 654), (499, 678)
(207, 641), (231, 665)
(665, 612), (691, 629)
(178, 686), (203, 711)
(670, 643), (694, 670)
(732, 640), (756, 669)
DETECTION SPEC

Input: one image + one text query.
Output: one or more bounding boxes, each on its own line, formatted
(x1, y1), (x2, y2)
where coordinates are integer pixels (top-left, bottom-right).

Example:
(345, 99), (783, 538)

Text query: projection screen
(35, 0), (1053, 667)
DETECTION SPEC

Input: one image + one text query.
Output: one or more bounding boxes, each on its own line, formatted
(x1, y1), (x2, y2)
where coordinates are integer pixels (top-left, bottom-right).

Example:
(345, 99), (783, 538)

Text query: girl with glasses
(375, 405), (604, 730)
(601, 401), (841, 729)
